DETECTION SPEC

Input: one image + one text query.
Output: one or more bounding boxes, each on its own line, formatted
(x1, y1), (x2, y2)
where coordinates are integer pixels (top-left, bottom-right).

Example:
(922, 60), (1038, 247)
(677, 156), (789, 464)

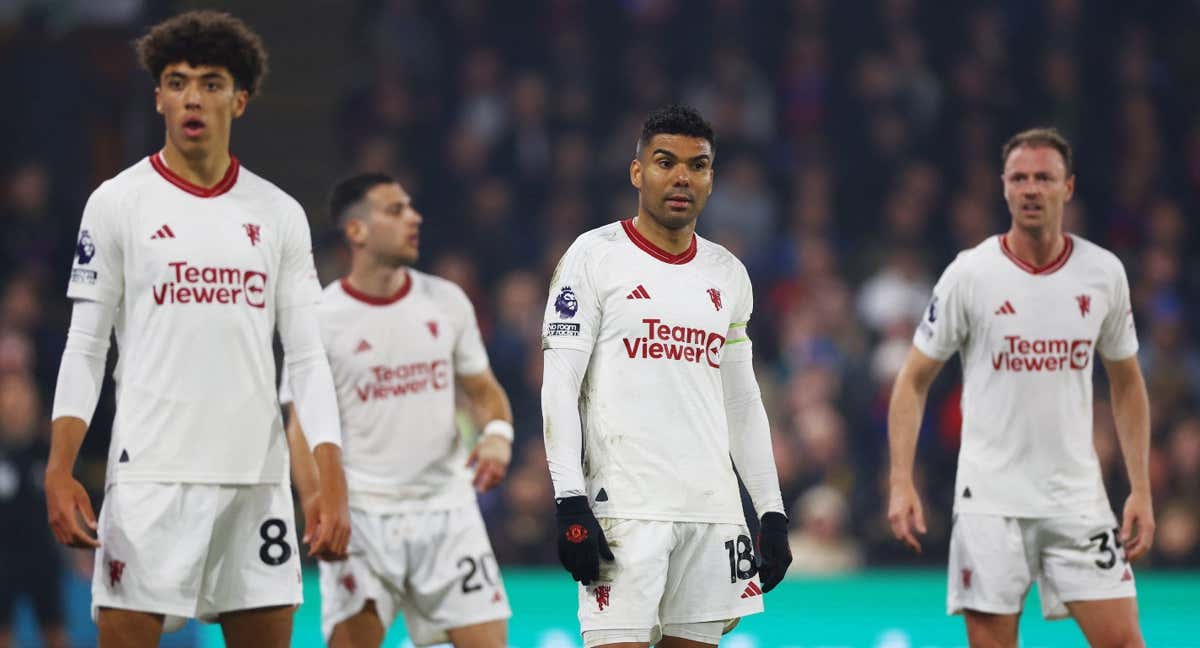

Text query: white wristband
(482, 420), (514, 442)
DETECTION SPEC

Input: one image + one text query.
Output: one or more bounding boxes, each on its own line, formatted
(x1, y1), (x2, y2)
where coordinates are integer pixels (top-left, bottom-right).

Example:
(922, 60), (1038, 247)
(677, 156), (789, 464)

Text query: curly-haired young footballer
(541, 105), (792, 648)
(45, 11), (349, 648)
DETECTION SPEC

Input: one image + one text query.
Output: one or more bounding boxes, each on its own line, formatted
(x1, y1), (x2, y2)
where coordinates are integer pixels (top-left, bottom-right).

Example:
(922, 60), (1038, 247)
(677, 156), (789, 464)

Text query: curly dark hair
(637, 104), (715, 156)
(1002, 127), (1074, 176)
(134, 11), (269, 97)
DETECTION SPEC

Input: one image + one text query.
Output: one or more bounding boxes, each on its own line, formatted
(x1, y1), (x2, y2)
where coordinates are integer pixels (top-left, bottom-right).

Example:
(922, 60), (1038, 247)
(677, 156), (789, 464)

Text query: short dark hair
(329, 172), (396, 226)
(135, 11), (269, 97)
(1001, 127), (1074, 176)
(637, 104), (715, 156)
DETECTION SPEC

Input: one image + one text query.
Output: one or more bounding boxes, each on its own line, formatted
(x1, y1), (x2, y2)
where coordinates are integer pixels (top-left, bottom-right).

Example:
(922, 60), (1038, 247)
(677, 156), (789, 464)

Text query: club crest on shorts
(961, 568), (972, 589)
(108, 558), (126, 587)
(341, 574), (357, 594)
(593, 584), (611, 611)
(555, 286), (578, 318)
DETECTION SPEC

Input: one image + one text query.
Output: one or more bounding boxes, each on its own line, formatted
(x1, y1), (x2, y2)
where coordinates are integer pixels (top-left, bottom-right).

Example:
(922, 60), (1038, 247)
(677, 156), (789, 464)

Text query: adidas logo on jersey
(995, 300), (1016, 315)
(626, 284), (651, 300)
(150, 224), (176, 240)
(740, 582), (763, 598)
(355, 339), (373, 353)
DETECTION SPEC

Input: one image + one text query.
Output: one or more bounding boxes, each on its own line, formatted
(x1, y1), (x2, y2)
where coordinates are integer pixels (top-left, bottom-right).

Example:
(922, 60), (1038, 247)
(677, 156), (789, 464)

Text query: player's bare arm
(1103, 355), (1155, 561)
(44, 416), (99, 548)
(887, 346), (945, 554)
(284, 404), (350, 561)
(284, 403), (326, 550)
(459, 368), (513, 493)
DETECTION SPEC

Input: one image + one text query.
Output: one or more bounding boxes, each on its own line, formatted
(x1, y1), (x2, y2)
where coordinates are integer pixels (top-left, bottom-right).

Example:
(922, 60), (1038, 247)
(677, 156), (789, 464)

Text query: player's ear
(1064, 174), (1075, 201)
(344, 218), (367, 246)
(630, 159), (642, 190)
(154, 87), (162, 115)
(231, 90), (249, 119)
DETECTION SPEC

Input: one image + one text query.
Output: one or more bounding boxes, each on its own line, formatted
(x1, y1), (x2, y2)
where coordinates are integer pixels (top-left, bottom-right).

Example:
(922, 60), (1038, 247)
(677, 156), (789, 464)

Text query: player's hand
(756, 512), (792, 593)
(554, 495), (613, 584)
(467, 434), (511, 493)
(1120, 491), (1155, 562)
(44, 468), (99, 549)
(887, 479), (926, 554)
(304, 484), (351, 561)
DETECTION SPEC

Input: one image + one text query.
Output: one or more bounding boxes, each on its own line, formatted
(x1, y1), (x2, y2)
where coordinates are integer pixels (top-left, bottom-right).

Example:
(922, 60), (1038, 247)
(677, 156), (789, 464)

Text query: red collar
(339, 273), (412, 306)
(621, 219), (697, 265)
(149, 152), (240, 198)
(1000, 234), (1074, 275)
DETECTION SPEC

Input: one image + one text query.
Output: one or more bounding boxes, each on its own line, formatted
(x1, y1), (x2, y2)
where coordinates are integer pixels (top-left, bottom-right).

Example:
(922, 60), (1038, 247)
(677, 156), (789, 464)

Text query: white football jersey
(542, 219), (754, 524)
(281, 271), (490, 512)
(914, 234), (1138, 517)
(66, 154), (322, 485)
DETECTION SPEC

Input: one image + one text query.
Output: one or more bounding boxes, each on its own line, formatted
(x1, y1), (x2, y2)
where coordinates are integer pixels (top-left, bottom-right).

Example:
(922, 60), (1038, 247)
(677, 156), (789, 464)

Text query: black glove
(756, 511), (792, 593)
(555, 495), (613, 584)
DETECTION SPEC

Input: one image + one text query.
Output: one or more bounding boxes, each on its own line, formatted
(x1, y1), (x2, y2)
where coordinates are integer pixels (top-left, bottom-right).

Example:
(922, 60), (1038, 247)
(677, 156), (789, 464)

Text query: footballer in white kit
(542, 106), (791, 648)
(282, 173), (513, 648)
(45, 12), (348, 647)
(888, 129), (1153, 647)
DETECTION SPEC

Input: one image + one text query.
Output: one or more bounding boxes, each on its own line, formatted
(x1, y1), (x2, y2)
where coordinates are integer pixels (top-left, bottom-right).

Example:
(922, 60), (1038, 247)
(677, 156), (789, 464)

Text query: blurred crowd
(2, 2), (1199, 634)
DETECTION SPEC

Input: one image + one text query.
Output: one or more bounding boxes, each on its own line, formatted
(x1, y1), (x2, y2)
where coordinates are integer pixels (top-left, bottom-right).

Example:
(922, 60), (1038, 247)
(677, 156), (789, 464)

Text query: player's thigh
(446, 618), (507, 648)
(1066, 597), (1144, 648)
(403, 505), (511, 645)
(1036, 512), (1137, 621)
(661, 523), (762, 627)
(659, 619), (724, 647)
(96, 607), (164, 648)
(329, 600), (386, 648)
(200, 483), (303, 621)
(218, 604), (295, 648)
(947, 514), (1033, 616)
(962, 609), (1019, 648)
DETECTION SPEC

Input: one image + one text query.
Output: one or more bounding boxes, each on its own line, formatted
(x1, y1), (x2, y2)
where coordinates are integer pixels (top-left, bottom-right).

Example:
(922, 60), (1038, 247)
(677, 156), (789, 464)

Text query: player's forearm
(312, 443), (348, 503)
(723, 358), (785, 516)
(887, 375), (928, 485)
(541, 348), (588, 498)
(46, 416), (89, 476)
(1110, 369), (1152, 495)
(284, 407), (321, 503)
(461, 370), (514, 432)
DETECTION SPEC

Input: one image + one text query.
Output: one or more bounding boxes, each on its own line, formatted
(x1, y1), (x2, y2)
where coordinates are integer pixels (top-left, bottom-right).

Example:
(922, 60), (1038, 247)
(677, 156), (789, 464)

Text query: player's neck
(159, 140), (232, 189)
(633, 213), (695, 255)
(346, 262), (410, 300)
(1005, 225), (1066, 268)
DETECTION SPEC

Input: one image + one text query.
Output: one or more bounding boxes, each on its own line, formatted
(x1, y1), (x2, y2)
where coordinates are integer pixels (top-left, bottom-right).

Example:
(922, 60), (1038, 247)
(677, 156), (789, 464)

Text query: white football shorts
(948, 511), (1137, 620)
(318, 503), (510, 645)
(91, 481), (302, 632)
(578, 518), (764, 647)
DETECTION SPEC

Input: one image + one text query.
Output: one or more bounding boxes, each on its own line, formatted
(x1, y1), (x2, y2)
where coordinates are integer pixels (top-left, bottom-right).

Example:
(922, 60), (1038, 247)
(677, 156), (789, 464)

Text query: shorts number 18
(724, 534), (757, 583)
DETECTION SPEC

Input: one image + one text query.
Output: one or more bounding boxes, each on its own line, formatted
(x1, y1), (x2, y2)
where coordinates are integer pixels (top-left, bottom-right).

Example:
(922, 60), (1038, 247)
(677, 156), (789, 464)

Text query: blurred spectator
(0, 372), (67, 648)
(786, 484), (864, 574)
